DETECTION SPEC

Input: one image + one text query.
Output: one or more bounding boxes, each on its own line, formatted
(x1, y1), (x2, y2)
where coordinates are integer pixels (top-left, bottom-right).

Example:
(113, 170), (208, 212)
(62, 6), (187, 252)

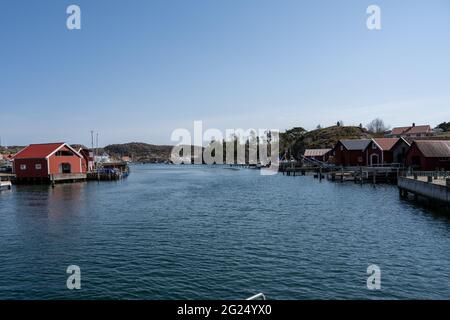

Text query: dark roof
(414, 140), (450, 158)
(340, 139), (371, 151)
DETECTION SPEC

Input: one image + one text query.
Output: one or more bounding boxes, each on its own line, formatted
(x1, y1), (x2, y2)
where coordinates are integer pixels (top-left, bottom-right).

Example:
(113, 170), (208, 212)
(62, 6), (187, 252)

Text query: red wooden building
(405, 140), (450, 171)
(332, 139), (371, 166)
(364, 138), (410, 166)
(12, 142), (86, 182)
(78, 148), (95, 173)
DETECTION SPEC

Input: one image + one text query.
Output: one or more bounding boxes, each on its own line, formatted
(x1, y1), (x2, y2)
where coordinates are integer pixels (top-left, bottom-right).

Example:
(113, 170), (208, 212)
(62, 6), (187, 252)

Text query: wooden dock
(0, 173), (15, 180)
(328, 166), (400, 184)
(51, 173), (87, 182)
(87, 162), (130, 181)
(87, 171), (127, 181)
(279, 162), (400, 184)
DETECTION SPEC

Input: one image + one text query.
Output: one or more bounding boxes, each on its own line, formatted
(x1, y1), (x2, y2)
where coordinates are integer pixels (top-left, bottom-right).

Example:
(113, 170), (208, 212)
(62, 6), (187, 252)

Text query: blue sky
(1, 0), (449, 146)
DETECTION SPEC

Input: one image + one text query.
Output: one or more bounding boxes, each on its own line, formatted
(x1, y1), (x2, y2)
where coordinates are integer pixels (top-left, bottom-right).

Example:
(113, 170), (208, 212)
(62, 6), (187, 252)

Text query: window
(340, 146), (344, 151)
(35, 164), (42, 170)
(372, 143), (377, 150)
(20, 164), (27, 170)
(55, 150), (74, 156)
(358, 156), (363, 162)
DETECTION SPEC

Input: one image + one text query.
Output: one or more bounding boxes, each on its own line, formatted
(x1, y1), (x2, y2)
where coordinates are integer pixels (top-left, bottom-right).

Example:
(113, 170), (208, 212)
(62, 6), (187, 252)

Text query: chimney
(412, 123), (416, 127)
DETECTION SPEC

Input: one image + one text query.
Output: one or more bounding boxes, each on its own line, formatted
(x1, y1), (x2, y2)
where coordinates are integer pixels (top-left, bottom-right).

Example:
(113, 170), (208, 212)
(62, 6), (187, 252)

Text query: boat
(0, 180), (12, 191)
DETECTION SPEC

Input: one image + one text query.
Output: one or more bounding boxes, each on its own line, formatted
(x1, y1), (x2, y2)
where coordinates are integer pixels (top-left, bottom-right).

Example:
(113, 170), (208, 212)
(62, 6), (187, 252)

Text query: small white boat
(0, 181), (12, 191)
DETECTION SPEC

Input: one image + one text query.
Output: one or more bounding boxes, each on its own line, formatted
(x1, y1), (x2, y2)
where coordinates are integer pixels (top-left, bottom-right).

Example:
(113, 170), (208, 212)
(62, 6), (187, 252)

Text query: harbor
(1, 164), (449, 299)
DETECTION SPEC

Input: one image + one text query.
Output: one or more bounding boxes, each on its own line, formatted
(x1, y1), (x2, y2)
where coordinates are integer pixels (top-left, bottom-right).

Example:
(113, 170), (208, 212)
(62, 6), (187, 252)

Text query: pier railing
(400, 170), (450, 179)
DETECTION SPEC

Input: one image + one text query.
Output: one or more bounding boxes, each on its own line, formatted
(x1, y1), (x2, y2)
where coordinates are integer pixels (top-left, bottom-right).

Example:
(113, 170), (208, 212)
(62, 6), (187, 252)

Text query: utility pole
(90, 130), (94, 151)
(96, 132), (99, 161)
(90, 130), (95, 171)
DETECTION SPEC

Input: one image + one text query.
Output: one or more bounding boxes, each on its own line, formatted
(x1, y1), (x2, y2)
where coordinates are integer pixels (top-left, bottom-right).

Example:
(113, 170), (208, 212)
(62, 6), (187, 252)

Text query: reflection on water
(0, 164), (449, 299)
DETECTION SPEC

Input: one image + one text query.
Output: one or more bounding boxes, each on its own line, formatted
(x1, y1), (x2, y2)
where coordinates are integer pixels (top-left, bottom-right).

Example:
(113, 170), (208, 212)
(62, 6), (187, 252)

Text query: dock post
(319, 167), (322, 182)
(427, 176), (433, 183)
(399, 188), (408, 198)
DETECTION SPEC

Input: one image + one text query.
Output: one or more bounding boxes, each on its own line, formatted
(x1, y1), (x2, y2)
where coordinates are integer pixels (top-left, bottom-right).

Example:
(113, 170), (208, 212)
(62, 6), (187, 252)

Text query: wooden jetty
(51, 173), (87, 183)
(279, 161), (400, 184)
(328, 166), (400, 184)
(87, 162), (130, 181)
(0, 173), (15, 180)
(398, 172), (450, 209)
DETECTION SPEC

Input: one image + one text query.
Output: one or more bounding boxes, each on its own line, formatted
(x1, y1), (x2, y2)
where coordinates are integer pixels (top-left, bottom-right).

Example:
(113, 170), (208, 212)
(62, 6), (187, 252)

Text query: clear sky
(1, 0), (449, 146)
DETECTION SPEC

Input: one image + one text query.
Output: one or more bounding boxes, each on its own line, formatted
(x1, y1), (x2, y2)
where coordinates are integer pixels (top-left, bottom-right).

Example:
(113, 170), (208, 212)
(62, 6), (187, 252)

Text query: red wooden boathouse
(405, 140), (450, 171)
(364, 138), (410, 166)
(12, 142), (87, 183)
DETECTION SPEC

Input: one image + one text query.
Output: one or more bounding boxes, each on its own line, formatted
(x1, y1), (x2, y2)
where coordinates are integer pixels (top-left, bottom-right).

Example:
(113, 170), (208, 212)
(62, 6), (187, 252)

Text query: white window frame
(20, 164), (27, 170)
(35, 164), (42, 170)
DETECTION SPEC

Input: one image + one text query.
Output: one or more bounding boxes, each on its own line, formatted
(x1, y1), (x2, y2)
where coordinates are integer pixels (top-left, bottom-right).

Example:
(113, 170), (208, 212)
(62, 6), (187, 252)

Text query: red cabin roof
(13, 143), (82, 159)
(391, 125), (431, 135)
(372, 138), (399, 151)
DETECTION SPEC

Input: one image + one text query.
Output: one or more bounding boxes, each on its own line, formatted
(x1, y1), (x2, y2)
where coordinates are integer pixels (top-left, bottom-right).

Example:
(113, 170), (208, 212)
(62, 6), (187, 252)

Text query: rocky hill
(103, 142), (173, 163)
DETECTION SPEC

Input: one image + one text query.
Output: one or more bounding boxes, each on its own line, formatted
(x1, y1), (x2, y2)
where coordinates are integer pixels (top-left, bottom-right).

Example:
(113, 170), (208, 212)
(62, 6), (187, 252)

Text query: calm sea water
(0, 164), (449, 299)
